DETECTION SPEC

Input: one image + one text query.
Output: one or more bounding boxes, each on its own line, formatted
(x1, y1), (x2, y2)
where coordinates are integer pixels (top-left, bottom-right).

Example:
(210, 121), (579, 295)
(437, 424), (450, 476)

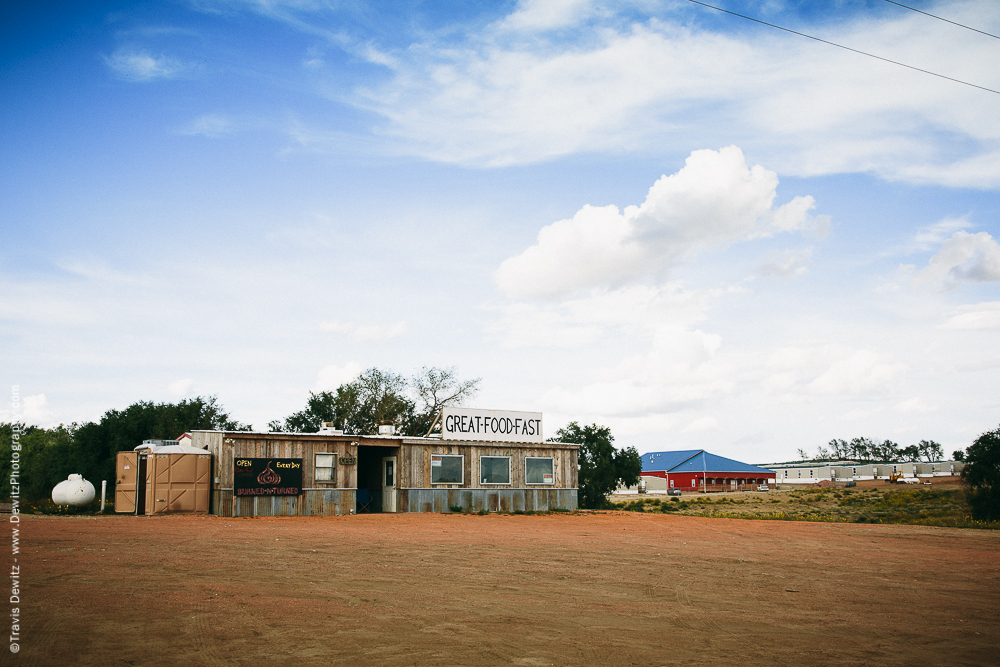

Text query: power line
(686, 0), (1000, 96)
(883, 0), (1000, 40)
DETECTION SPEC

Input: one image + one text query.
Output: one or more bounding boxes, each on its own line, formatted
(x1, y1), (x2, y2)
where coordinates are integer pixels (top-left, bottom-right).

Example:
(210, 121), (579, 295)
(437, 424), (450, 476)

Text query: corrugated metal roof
(642, 450), (775, 474)
(641, 450), (702, 472)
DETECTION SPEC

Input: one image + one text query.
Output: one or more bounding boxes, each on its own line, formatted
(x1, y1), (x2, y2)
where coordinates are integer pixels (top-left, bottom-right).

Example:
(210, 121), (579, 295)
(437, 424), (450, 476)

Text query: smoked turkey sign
(234, 458), (303, 496)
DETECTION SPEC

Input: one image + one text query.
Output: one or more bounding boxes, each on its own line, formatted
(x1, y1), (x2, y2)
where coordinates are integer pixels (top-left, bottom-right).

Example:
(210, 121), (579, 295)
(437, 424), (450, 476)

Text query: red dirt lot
(13, 513), (1000, 666)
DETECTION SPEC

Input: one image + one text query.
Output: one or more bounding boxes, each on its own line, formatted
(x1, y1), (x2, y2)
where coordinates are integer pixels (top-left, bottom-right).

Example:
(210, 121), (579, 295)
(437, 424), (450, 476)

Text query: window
(525, 457), (554, 485)
(315, 453), (336, 482)
(431, 454), (464, 484)
(480, 456), (511, 485)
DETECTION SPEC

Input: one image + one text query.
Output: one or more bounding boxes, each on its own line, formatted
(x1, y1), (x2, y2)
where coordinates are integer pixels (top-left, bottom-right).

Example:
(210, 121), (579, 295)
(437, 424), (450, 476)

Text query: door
(382, 456), (397, 513)
(115, 452), (138, 513)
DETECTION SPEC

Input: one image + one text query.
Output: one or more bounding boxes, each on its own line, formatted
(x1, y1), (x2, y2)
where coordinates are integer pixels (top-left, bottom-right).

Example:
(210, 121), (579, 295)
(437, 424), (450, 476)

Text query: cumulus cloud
(894, 397), (937, 414)
(169, 378), (195, 397)
(23, 394), (53, 425)
(939, 301), (1000, 330)
(495, 146), (817, 299)
(757, 247), (813, 279)
(807, 350), (907, 396)
(105, 49), (189, 81)
(498, 0), (599, 32)
(320, 320), (408, 341)
(491, 282), (718, 348)
(914, 230), (1000, 287)
(313, 362), (362, 392)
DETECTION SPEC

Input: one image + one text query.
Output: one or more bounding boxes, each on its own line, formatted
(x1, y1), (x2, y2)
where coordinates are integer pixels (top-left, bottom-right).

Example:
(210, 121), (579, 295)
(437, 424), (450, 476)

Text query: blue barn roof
(641, 450), (702, 472)
(642, 449), (774, 475)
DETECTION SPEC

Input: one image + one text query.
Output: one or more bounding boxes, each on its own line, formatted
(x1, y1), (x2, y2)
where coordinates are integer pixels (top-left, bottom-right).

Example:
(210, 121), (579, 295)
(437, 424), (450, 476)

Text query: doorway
(382, 456), (397, 513)
(356, 445), (399, 513)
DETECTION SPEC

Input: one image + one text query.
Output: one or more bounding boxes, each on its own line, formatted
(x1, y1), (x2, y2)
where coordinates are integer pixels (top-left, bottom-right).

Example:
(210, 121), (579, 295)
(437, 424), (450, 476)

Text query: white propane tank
(52, 474), (96, 507)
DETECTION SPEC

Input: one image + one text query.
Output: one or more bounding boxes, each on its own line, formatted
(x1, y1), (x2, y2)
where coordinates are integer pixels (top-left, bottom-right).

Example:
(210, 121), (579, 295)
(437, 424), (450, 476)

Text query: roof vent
(318, 422), (344, 435)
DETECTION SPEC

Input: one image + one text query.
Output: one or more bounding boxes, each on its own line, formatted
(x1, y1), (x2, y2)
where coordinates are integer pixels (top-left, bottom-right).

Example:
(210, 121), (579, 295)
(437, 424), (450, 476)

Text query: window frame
(525, 456), (555, 485)
(314, 452), (337, 484)
(430, 454), (465, 485)
(479, 455), (512, 485)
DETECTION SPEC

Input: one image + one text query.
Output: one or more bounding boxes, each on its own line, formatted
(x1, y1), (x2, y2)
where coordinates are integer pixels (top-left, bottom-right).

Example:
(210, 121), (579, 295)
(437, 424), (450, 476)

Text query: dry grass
(612, 484), (1000, 529)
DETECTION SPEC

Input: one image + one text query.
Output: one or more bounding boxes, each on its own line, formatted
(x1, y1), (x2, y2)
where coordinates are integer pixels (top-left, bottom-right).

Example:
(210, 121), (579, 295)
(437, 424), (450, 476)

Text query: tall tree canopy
(962, 424), (1000, 522)
(802, 437), (946, 463)
(553, 422), (641, 510)
(272, 366), (479, 436)
(2, 396), (248, 501)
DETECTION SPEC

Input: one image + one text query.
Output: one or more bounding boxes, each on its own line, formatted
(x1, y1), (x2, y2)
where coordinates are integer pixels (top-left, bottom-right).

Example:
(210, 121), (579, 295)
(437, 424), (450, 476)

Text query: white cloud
(757, 247), (813, 279)
(169, 378), (195, 397)
(491, 282), (717, 348)
(939, 301), (1000, 330)
(915, 230), (1000, 287)
(105, 49), (189, 81)
(682, 416), (721, 433)
(23, 394), (53, 425)
(320, 320), (408, 341)
(179, 114), (233, 137)
(807, 350), (907, 396)
(312, 362), (362, 392)
(341, 1), (1000, 184)
(495, 146), (816, 299)
(498, 0), (598, 32)
(911, 217), (971, 252)
(895, 397), (937, 414)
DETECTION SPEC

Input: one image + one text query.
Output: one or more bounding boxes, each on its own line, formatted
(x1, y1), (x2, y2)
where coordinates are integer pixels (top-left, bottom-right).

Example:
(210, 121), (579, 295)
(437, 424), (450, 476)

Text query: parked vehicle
(667, 488), (682, 496)
(757, 484), (769, 492)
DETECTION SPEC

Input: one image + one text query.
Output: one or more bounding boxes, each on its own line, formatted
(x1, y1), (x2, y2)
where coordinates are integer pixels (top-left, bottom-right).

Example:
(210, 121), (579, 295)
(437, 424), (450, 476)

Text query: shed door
(115, 452), (138, 513)
(382, 456), (397, 513)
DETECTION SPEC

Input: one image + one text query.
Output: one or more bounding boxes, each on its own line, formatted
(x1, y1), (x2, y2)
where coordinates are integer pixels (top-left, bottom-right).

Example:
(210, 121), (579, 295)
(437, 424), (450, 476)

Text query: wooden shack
(193, 408), (579, 517)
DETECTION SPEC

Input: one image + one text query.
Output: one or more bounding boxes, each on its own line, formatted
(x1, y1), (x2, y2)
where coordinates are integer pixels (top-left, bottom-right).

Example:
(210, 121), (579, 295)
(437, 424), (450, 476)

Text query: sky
(2, 0), (998, 463)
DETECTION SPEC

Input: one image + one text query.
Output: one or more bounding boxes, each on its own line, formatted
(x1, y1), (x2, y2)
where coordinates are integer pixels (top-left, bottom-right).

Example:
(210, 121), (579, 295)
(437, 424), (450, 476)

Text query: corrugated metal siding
(398, 488), (577, 513)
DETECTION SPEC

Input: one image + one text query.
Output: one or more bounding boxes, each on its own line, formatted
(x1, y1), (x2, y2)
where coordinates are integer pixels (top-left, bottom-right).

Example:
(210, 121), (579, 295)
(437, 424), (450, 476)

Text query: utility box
(115, 447), (212, 515)
(144, 453), (212, 515)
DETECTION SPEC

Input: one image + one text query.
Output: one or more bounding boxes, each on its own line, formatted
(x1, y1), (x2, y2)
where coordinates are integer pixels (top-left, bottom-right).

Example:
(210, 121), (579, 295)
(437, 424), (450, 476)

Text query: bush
(963, 425), (1000, 521)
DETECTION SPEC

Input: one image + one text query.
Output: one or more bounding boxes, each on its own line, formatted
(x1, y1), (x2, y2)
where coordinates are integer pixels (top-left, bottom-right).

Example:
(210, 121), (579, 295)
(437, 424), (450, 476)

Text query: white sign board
(441, 408), (543, 443)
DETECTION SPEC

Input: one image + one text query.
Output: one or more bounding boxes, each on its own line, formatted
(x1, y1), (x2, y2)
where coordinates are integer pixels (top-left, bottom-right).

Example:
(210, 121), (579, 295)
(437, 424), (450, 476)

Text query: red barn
(641, 450), (776, 492)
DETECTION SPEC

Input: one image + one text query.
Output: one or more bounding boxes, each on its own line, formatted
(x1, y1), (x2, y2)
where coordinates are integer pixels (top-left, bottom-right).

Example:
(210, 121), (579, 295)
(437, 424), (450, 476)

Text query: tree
(553, 422), (640, 510)
(2, 396), (248, 502)
(953, 449), (966, 462)
(276, 368), (414, 434)
(273, 366), (480, 436)
(411, 366), (480, 436)
(962, 425), (1000, 521)
(917, 439), (944, 462)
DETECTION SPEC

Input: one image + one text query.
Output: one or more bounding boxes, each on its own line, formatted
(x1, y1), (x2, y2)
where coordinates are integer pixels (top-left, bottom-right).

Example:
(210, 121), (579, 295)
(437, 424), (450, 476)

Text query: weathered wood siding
(194, 431), (579, 515)
(194, 431), (358, 517)
(398, 439), (578, 490)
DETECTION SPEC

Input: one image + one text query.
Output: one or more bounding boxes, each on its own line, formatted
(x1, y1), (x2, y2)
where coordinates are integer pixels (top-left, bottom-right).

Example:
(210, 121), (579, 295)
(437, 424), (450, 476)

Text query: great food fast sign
(441, 408), (543, 443)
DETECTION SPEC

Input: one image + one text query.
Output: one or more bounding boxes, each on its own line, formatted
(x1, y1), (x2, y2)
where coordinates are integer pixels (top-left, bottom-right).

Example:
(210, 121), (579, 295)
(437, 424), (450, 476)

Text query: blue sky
(2, 0), (998, 462)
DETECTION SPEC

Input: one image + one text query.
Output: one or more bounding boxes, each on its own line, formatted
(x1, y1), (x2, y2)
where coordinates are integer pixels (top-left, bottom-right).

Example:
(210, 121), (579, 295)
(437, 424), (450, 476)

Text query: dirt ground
(12, 512), (1000, 666)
